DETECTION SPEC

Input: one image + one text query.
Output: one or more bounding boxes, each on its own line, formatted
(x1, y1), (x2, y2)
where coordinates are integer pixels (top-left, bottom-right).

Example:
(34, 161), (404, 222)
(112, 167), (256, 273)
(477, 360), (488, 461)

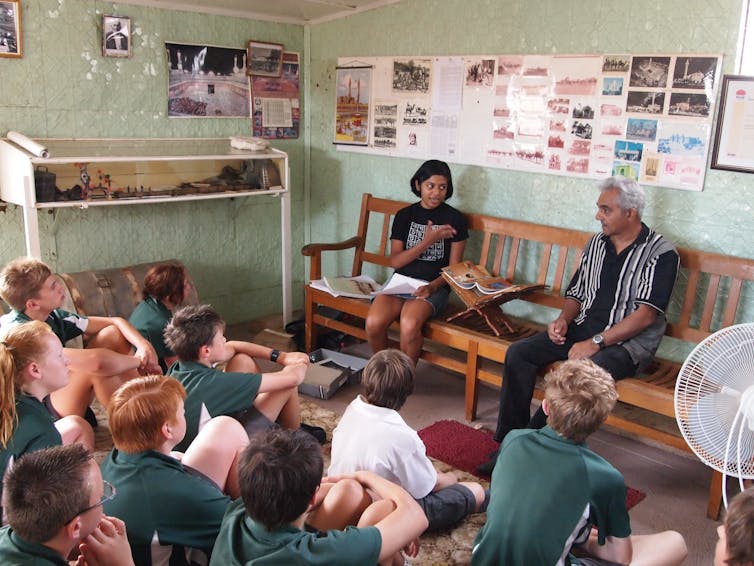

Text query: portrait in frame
(102, 15), (131, 58)
(711, 74), (754, 173)
(0, 0), (22, 58)
(246, 40), (284, 77)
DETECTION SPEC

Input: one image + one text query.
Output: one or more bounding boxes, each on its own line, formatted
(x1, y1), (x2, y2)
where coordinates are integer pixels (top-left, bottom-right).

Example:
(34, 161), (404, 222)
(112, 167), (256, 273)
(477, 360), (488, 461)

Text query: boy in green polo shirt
(210, 428), (428, 566)
(164, 304), (320, 451)
(0, 257), (161, 419)
(0, 444), (133, 566)
(472, 359), (687, 566)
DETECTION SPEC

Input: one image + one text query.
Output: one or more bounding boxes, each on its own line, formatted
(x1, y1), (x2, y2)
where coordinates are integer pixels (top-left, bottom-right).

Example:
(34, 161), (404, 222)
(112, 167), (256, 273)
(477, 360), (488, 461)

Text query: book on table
(441, 260), (514, 295)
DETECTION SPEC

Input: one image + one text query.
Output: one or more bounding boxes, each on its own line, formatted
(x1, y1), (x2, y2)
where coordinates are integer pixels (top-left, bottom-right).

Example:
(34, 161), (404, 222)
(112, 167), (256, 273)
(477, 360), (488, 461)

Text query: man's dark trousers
(493, 329), (637, 442)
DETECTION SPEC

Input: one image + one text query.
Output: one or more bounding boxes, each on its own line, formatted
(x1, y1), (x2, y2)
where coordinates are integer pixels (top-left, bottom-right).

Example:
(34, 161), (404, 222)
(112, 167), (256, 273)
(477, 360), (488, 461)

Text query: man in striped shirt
(478, 176), (679, 475)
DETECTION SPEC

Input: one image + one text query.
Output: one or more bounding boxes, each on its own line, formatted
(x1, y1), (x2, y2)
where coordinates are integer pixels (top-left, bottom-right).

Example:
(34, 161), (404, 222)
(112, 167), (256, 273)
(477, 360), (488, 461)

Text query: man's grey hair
(598, 176), (645, 218)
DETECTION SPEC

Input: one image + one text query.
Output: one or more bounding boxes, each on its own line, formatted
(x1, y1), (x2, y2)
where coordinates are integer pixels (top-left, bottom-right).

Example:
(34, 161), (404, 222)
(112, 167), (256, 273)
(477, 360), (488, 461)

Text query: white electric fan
(675, 323), (754, 508)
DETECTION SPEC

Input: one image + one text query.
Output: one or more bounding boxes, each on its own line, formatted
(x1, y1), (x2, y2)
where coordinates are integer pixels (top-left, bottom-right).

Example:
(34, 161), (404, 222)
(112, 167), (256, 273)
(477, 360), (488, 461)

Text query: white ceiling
(116, 0), (402, 24)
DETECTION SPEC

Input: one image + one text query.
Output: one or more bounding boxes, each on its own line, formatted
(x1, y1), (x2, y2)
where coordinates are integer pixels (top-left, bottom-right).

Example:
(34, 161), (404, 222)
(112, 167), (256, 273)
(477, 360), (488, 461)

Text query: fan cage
(675, 323), (754, 478)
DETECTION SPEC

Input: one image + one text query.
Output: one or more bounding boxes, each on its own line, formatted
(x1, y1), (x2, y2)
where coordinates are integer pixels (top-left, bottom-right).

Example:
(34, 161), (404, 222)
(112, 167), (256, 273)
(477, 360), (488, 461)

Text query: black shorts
(416, 483), (476, 532)
(227, 406), (277, 438)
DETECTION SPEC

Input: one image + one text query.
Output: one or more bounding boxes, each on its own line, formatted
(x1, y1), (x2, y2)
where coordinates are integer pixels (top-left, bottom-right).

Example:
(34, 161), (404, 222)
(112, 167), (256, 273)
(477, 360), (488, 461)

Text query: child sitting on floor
(715, 488), (754, 566)
(102, 375), (248, 565)
(0, 321), (93, 508)
(472, 359), (687, 566)
(328, 348), (488, 531)
(0, 257), (161, 419)
(210, 428), (428, 566)
(163, 304), (324, 450)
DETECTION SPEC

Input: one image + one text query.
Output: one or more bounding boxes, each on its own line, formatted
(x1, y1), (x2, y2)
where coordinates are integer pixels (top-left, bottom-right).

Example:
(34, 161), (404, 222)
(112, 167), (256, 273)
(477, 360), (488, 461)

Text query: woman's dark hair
(410, 159), (454, 199)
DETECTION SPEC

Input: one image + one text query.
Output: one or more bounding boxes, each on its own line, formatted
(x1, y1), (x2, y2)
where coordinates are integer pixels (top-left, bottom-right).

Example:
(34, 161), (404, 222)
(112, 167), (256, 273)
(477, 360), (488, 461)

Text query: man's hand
(77, 516), (134, 566)
(278, 351), (310, 366)
(547, 317), (569, 345)
(567, 339), (600, 360)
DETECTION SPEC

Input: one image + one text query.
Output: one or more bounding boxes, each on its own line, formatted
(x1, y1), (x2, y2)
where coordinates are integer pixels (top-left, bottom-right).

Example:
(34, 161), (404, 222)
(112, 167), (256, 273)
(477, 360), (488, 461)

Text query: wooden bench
(303, 193), (754, 519)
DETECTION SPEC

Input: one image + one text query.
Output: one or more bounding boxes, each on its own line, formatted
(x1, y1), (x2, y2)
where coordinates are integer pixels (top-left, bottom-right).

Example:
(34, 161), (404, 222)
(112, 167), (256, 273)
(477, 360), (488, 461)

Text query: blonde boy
(0, 257), (161, 418)
(472, 359), (687, 566)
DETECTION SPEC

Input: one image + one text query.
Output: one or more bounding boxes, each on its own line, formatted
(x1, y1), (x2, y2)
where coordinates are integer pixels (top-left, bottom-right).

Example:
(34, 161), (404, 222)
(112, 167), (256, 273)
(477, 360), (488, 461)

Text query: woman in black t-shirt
(365, 160), (468, 365)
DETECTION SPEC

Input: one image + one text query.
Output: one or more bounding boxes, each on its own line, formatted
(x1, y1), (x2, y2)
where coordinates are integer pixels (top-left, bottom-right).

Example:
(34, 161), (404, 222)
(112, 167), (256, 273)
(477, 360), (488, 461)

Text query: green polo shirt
(167, 360), (262, 452)
(0, 395), (62, 507)
(472, 426), (631, 566)
(129, 296), (173, 370)
(102, 449), (231, 565)
(0, 308), (87, 345)
(209, 499), (382, 565)
(0, 526), (67, 565)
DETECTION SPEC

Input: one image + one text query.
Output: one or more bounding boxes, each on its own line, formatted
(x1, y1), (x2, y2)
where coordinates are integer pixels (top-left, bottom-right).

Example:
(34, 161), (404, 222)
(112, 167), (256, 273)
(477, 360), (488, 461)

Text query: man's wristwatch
(270, 349), (281, 363)
(592, 334), (605, 350)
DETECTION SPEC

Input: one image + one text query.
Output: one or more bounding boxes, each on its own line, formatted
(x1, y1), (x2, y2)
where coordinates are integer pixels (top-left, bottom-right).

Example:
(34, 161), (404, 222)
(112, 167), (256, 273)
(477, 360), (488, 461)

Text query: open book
(442, 260), (513, 295)
(310, 275), (381, 299)
(374, 272), (428, 296)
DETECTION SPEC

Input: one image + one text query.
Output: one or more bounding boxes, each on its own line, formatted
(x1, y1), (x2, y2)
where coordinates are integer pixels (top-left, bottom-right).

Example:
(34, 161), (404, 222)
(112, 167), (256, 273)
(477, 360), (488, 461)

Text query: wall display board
(252, 52), (301, 139)
(335, 53), (722, 191)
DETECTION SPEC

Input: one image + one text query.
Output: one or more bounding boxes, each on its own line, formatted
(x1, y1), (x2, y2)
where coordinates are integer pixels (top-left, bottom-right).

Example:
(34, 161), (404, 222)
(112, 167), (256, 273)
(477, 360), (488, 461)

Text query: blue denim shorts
(389, 285), (450, 317)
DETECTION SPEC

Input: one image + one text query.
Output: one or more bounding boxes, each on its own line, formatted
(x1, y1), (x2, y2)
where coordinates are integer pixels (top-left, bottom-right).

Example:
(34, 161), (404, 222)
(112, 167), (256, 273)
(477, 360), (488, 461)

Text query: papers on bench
(310, 273), (428, 299)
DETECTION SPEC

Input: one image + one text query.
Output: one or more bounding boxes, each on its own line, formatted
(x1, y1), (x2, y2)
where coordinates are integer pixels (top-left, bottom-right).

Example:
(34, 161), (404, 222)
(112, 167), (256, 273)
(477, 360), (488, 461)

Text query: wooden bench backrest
(352, 193), (754, 344)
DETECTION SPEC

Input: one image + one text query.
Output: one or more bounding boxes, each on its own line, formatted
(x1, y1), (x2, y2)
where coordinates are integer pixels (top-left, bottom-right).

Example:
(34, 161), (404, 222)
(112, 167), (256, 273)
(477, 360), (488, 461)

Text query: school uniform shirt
(128, 296), (174, 370)
(101, 449), (231, 566)
(328, 395), (437, 499)
(0, 308), (88, 345)
(0, 394), (62, 506)
(0, 526), (67, 565)
(390, 202), (468, 282)
(209, 499), (382, 566)
(472, 426), (631, 566)
(167, 360), (262, 452)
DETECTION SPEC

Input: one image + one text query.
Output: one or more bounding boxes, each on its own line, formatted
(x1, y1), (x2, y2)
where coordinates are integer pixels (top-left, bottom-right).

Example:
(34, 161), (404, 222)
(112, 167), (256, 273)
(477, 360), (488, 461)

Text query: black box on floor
(300, 349), (368, 399)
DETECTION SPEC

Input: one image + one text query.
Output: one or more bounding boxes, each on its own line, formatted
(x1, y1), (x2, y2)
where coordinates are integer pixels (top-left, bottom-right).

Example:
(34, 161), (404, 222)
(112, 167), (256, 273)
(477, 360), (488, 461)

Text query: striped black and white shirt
(565, 223), (679, 367)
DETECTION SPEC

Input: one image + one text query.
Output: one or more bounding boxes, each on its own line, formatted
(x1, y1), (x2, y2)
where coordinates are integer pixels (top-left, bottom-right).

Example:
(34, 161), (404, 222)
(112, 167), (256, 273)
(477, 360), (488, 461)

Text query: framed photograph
(334, 66), (372, 145)
(165, 42), (251, 118)
(102, 15), (131, 58)
(711, 75), (754, 173)
(246, 40), (283, 77)
(0, 0), (22, 58)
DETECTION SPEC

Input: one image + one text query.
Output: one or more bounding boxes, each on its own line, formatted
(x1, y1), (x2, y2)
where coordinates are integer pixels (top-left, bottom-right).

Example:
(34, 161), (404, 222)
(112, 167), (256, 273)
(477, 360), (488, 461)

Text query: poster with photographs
(335, 52), (722, 191)
(165, 42), (250, 118)
(0, 0), (21, 58)
(252, 51), (300, 139)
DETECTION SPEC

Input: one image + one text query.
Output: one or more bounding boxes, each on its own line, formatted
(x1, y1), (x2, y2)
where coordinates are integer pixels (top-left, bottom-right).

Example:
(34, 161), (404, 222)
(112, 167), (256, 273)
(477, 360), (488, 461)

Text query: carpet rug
(418, 419), (646, 511)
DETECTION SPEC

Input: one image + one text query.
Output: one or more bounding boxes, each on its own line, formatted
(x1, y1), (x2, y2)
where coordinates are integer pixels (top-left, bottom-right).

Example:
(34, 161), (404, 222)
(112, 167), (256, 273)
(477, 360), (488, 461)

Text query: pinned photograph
(0, 0), (21, 58)
(102, 15), (131, 58)
(672, 56), (718, 89)
(247, 40), (284, 77)
(630, 56), (670, 88)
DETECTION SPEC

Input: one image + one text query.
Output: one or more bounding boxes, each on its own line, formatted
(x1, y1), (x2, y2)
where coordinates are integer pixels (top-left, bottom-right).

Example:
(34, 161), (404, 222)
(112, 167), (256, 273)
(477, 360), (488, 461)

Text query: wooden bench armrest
(301, 236), (363, 280)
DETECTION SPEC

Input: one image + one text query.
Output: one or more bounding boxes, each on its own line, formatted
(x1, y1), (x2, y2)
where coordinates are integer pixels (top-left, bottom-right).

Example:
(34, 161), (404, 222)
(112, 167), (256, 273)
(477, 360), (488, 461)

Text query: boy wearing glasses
(0, 443), (133, 565)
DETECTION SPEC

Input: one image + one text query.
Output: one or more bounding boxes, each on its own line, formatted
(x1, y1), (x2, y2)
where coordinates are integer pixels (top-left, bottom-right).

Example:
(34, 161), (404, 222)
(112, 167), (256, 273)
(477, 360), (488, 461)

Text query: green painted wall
(307, 0), (753, 360)
(2, 0), (753, 340)
(0, 0), (304, 322)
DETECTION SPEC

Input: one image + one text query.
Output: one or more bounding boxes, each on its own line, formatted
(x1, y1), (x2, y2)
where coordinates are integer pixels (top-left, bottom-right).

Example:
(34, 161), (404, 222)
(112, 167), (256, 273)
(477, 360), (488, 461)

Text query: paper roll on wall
(6, 131), (50, 158)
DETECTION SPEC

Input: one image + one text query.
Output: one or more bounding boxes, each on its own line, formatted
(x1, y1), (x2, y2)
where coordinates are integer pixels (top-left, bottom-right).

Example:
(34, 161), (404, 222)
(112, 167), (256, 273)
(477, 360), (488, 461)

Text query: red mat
(419, 419), (646, 511)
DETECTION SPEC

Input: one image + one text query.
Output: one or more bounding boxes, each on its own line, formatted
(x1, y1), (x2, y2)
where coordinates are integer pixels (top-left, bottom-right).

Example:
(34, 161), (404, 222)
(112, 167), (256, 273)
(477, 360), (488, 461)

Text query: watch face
(592, 334), (604, 344)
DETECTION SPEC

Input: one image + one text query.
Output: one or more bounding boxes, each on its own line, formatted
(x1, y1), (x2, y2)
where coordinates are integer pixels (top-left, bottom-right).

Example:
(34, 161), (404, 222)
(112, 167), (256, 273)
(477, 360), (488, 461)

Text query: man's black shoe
(475, 449), (499, 477)
(84, 406), (98, 429)
(301, 423), (326, 445)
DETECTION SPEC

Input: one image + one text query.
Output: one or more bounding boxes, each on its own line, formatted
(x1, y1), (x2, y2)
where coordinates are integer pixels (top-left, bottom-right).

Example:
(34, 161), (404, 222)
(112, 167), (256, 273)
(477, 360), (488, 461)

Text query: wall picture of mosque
(334, 66), (372, 145)
(165, 42), (251, 118)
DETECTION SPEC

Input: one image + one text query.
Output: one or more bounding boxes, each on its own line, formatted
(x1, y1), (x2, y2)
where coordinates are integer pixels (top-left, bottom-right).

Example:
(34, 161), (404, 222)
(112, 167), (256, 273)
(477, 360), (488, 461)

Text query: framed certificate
(711, 75), (754, 173)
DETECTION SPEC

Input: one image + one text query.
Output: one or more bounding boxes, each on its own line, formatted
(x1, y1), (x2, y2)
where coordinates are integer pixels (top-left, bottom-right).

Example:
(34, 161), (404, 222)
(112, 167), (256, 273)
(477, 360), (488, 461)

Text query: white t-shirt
(328, 395), (437, 498)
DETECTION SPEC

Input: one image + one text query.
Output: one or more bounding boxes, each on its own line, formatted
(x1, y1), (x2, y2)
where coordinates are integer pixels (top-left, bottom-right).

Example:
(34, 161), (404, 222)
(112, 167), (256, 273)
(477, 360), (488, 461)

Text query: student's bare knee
(358, 498), (397, 527)
(225, 352), (260, 373)
(203, 415), (247, 443)
(460, 481), (486, 508)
